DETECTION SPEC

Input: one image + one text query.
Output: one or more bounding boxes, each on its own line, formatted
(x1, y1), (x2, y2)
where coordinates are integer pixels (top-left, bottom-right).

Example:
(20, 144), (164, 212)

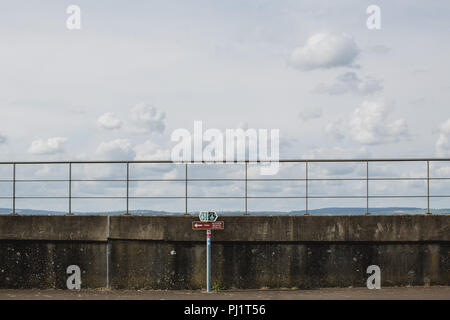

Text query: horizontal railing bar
(10, 179), (126, 182)
(3, 196), (127, 199)
(0, 158), (450, 165)
(365, 195), (438, 198)
(2, 177), (450, 182)
(4, 195), (450, 199)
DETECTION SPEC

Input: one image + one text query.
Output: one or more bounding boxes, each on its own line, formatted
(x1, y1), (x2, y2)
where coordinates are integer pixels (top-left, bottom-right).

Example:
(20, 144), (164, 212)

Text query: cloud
(301, 146), (370, 160)
(96, 139), (135, 160)
(349, 101), (408, 145)
(315, 72), (382, 96)
(436, 118), (450, 156)
(134, 140), (171, 160)
(324, 101), (408, 145)
(324, 119), (346, 140)
(298, 106), (322, 122)
(237, 121), (249, 130)
(28, 137), (67, 155)
(131, 102), (166, 134)
(300, 146), (371, 177)
(0, 133), (6, 144)
(97, 112), (123, 130)
(433, 163), (450, 177)
(289, 32), (359, 71)
(367, 44), (390, 55)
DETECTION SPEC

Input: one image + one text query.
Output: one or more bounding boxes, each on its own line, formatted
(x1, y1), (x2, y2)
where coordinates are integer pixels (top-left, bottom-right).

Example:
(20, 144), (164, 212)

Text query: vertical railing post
(305, 162), (309, 215)
(12, 163), (16, 215)
(184, 163), (188, 215)
(244, 161), (248, 215)
(125, 162), (130, 215)
(366, 161), (369, 215)
(427, 160), (431, 214)
(68, 163), (72, 215)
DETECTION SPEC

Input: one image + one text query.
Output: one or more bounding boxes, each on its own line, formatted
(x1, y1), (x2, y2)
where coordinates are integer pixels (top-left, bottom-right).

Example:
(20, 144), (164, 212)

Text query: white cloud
(301, 146), (371, 177)
(97, 112), (123, 130)
(134, 140), (170, 160)
(433, 164), (450, 177)
(237, 121), (249, 130)
(436, 118), (450, 156)
(324, 101), (408, 145)
(0, 133), (6, 144)
(28, 137), (67, 155)
(324, 119), (346, 140)
(96, 139), (135, 160)
(131, 102), (166, 134)
(298, 106), (322, 122)
(367, 44), (390, 55)
(315, 72), (382, 96)
(302, 146), (370, 160)
(289, 32), (359, 71)
(349, 101), (408, 145)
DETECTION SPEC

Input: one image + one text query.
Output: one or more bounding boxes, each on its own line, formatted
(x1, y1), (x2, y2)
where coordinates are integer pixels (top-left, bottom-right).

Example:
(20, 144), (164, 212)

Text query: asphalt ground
(0, 286), (449, 300)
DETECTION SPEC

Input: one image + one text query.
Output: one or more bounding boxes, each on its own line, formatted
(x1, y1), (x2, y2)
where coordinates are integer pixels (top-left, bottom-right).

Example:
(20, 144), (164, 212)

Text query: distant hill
(0, 207), (448, 215)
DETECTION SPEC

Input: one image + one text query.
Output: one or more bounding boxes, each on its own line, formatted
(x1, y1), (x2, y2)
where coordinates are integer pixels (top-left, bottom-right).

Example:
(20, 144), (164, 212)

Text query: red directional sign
(192, 221), (224, 230)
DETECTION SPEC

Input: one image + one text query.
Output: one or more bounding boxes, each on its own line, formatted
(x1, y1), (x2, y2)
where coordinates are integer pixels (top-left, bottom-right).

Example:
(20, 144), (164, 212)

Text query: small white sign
(199, 211), (218, 222)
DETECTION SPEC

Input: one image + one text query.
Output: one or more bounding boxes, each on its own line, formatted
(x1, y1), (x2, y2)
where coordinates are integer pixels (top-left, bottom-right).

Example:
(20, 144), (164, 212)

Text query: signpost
(192, 211), (224, 292)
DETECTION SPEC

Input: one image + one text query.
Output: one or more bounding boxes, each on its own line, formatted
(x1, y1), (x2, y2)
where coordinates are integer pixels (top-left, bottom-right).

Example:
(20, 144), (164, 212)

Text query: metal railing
(1, 158), (450, 215)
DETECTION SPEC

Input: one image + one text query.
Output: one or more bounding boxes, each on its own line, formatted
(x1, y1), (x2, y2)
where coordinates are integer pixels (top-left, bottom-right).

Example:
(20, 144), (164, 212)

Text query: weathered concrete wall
(109, 215), (450, 242)
(108, 241), (449, 289)
(0, 215), (108, 241)
(0, 241), (107, 288)
(0, 215), (449, 289)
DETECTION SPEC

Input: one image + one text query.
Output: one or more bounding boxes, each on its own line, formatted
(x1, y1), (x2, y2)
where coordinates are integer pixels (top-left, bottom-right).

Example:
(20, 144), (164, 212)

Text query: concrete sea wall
(0, 215), (448, 289)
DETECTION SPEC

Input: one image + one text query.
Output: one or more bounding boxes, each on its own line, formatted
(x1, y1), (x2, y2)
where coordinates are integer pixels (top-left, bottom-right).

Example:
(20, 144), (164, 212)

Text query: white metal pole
(206, 229), (211, 292)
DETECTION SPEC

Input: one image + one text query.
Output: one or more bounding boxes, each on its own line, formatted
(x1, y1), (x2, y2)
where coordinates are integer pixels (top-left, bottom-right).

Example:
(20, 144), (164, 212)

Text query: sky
(0, 1), (449, 213)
